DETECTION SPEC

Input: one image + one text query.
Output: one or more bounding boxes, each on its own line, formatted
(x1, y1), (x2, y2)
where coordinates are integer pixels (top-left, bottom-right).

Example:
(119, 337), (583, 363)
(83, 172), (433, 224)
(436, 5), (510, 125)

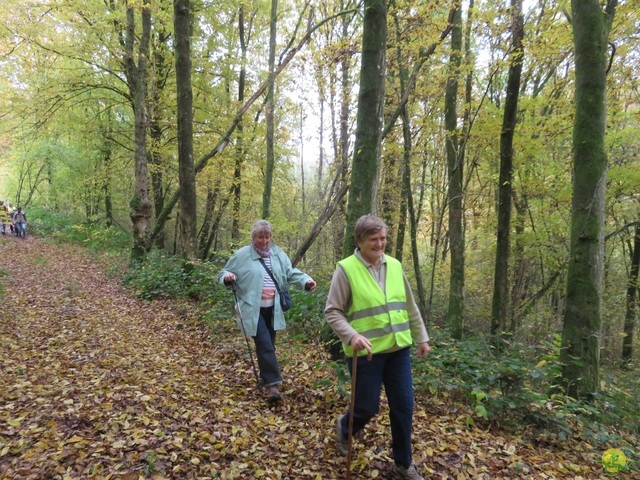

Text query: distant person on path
(324, 214), (430, 480)
(12, 207), (27, 237)
(7, 202), (15, 234)
(0, 201), (9, 235)
(219, 219), (316, 404)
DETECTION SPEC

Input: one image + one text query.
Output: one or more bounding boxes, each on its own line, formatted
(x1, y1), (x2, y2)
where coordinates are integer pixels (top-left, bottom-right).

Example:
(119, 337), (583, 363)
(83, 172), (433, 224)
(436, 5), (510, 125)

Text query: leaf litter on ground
(0, 236), (636, 479)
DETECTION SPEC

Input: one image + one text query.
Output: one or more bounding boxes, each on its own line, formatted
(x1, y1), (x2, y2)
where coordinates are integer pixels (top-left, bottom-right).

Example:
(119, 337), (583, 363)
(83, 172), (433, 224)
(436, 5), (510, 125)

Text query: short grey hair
(354, 215), (387, 244)
(251, 219), (273, 238)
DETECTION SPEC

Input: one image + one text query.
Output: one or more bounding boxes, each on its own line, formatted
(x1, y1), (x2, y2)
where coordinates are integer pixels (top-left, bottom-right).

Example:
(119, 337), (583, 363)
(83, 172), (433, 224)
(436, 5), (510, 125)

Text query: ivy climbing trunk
(560, 0), (617, 399)
(343, 0), (387, 255)
(124, 0), (153, 263)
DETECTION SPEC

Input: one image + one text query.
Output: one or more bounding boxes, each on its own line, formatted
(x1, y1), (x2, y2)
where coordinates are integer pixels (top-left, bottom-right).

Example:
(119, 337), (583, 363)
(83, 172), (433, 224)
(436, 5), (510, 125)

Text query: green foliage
(29, 207), (131, 254)
(415, 328), (639, 446)
(591, 368), (640, 436)
(0, 267), (6, 297)
(122, 250), (220, 301)
(282, 283), (329, 342)
(415, 329), (562, 427)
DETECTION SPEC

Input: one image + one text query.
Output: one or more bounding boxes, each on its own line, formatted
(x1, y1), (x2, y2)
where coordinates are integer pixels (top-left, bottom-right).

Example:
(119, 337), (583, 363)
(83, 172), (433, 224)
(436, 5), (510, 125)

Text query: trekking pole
(346, 349), (373, 480)
(231, 282), (261, 388)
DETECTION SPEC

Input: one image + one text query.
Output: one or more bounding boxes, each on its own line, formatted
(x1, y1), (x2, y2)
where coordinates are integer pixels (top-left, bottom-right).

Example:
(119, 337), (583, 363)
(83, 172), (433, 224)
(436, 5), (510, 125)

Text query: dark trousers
(253, 307), (282, 387)
(339, 347), (415, 468)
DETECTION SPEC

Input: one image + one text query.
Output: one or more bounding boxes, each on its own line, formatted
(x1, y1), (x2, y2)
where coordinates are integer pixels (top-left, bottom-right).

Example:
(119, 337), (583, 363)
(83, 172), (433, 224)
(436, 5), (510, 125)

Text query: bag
(279, 290), (292, 312)
(259, 258), (292, 312)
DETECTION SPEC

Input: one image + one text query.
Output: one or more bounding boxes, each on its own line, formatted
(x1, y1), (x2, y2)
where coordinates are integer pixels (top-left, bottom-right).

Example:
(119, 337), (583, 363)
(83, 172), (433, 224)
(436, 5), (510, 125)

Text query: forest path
(0, 236), (617, 479)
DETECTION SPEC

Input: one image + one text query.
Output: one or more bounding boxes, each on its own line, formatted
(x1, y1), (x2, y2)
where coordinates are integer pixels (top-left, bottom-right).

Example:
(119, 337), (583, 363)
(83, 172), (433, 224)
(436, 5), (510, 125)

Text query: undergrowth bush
(123, 249), (219, 300)
(30, 208), (130, 254)
(415, 328), (561, 424)
(414, 327), (639, 448)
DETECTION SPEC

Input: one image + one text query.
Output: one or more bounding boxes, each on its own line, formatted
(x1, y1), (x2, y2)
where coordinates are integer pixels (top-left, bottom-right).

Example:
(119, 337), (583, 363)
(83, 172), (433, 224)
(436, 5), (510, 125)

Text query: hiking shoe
(391, 463), (424, 480)
(334, 415), (348, 456)
(265, 385), (281, 404)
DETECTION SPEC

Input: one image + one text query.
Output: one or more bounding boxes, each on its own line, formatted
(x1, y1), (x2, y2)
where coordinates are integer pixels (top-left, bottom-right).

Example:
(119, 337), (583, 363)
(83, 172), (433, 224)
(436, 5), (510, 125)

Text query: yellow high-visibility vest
(338, 254), (412, 357)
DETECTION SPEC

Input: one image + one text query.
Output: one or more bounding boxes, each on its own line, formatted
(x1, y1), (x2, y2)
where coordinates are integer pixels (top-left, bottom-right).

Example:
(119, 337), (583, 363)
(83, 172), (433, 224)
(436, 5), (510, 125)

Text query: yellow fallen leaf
(7, 418), (24, 428)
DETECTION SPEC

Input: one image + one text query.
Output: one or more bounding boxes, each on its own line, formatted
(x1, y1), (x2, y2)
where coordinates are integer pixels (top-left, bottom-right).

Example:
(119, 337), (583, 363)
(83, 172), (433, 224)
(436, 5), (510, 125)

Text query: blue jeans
(253, 307), (282, 387)
(338, 347), (415, 468)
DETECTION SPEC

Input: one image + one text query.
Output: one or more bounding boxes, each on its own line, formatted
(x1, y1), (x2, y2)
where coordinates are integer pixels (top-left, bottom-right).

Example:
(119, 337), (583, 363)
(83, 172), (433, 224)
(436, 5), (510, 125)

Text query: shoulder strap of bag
(258, 258), (282, 293)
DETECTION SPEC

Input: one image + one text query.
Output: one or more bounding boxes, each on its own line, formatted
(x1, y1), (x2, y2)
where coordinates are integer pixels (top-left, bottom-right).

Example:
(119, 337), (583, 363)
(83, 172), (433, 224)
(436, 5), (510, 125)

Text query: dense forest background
(0, 0), (638, 443)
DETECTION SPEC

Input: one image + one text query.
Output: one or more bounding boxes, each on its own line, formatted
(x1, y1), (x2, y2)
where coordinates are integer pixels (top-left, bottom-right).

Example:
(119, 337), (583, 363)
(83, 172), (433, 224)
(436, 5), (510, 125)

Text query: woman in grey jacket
(220, 220), (316, 403)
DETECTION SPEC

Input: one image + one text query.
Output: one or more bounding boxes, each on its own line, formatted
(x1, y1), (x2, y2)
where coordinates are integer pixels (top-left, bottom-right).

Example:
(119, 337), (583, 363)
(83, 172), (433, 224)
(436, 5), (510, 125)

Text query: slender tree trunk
(125, 1), (153, 263)
(174, 0), (197, 260)
(560, 0), (617, 399)
(262, 0), (278, 220)
(343, 0), (387, 256)
(100, 110), (114, 227)
(490, 0), (524, 340)
(445, 6), (464, 340)
(292, 181), (349, 267)
(408, 169), (427, 316)
(149, 144), (166, 250)
(198, 187), (216, 258)
(335, 3), (353, 259)
(510, 192), (530, 332)
(622, 222), (639, 367)
(391, 10), (407, 261)
(232, 4), (248, 241)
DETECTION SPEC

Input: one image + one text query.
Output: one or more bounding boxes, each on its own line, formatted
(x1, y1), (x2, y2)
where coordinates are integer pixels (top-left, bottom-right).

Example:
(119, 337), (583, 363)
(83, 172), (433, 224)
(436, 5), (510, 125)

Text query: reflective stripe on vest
(338, 254), (412, 357)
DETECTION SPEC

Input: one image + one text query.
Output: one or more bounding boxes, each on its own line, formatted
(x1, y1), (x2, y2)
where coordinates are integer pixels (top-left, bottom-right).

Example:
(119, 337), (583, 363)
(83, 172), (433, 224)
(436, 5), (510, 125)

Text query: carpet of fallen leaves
(0, 236), (635, 479)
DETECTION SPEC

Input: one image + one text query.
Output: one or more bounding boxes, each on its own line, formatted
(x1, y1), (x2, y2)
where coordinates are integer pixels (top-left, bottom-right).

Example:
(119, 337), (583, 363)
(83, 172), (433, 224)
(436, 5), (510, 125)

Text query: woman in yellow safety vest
(324, 215), (431, 480)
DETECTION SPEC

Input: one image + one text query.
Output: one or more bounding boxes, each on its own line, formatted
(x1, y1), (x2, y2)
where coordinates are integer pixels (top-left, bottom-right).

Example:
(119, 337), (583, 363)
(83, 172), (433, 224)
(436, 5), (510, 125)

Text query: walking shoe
(265, 385), (281, 404)
(334, 415), (348, 456)
(391, 463), (424, 480)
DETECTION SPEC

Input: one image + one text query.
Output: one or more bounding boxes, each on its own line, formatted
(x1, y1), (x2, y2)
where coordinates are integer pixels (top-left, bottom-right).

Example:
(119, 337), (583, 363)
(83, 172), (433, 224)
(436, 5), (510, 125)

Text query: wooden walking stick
(346, 349), (372, 480)
(231, 283), (261, 388)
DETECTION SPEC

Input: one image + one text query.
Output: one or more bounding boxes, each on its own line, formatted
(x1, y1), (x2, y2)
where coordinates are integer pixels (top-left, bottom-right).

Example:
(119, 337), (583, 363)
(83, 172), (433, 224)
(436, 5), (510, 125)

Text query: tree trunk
(291, 181), (349, 267)
(392, 11), (408, 262)
(232, 4), (248, 241)
(621, 222), (639, 367)
(408, 167), (427, 317)
(560, 0), (617, 399)
(262, 0), (278, 220)
(149, 26), (171, 251)
(174, 0), (197, 260)
(198, 187), (216, 258)
(125, 1), (153, 263)
(490, 0), (524, 340)
(342, 0), (387, 256)
(510, 192), (530, 332)
(100, 110), (114, 227)
(445, 6), (464, 340)
(335, 2), (354, 259)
